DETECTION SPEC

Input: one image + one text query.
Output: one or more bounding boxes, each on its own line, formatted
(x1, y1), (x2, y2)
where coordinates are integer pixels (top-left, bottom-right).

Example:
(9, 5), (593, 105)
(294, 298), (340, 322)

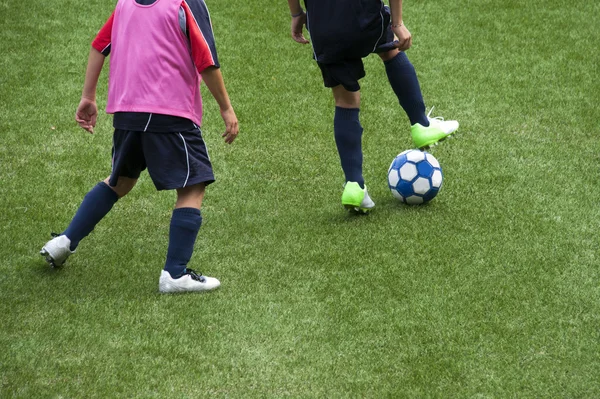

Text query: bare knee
(176, 183), (206, 210)
(332, 85), (361, 109)
(103, 176), (137, 198)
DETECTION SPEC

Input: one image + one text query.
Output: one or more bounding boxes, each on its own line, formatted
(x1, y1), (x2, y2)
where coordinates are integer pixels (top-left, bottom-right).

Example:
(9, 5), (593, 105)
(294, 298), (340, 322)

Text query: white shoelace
(427, 106), (445, 122)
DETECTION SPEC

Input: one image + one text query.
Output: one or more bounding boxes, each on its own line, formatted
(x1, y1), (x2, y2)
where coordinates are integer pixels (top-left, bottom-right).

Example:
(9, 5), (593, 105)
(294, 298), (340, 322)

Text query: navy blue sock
(384, 52), (429, 126)
(334, 107), (364, 188)
(164, 207), (202, 279)
(63, 182), (119, 250)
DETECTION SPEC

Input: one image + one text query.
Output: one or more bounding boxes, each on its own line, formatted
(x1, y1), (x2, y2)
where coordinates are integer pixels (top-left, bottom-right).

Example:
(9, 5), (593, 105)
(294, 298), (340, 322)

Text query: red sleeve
(92, 12), (115, 56)
(182, 0), (219, 74)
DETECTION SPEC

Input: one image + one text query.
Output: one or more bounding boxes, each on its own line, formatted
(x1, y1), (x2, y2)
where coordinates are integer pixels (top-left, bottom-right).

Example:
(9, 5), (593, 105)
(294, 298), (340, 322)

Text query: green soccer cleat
(411, 108), (459, 150)
(341, 182), (375, 214)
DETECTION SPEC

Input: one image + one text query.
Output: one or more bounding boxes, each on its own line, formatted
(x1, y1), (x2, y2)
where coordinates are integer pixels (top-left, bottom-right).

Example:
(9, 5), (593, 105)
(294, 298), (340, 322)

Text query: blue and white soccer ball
(387, 150), (443, 205)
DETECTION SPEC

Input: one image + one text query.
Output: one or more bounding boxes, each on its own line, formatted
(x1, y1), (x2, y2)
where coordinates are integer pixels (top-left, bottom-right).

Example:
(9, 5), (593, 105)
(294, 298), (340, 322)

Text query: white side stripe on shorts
(196, 127), (212, 163)
(372, 10), (385, 52)
(143, 113), (153, 132)
(178, 133), (191, 187)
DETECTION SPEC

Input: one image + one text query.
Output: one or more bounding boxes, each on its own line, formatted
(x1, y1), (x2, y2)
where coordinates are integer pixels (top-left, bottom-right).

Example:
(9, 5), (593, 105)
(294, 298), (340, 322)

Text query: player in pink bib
(41, 0), (239, 293)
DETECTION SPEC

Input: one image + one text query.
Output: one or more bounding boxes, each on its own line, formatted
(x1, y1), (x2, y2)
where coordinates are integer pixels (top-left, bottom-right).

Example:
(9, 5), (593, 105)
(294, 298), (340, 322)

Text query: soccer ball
(387, 150), (443, 205)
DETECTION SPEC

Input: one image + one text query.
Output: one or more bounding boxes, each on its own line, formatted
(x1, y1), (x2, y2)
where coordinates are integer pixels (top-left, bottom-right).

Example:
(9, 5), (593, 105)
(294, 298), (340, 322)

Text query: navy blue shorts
(316, 6), (397, 92)
(109, 127), (215, 190)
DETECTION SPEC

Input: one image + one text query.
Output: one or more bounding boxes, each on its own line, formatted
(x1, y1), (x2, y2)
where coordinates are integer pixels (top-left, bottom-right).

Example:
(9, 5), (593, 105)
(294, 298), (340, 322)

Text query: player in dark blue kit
(287, 0), (459, 213)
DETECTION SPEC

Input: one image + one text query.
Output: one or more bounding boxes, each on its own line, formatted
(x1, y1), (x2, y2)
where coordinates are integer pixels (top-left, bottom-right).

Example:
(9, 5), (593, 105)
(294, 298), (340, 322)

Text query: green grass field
(1, 0), (599, 397)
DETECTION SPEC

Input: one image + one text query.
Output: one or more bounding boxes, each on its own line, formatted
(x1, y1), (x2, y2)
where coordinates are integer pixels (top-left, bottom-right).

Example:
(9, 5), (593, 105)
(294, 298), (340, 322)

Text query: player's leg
(40, 130), (143, 267)
(331, 86), (375, 214)
(141, 128), (220, 293)
(319, 60), (375, 213)
(163, 183), (206, 281)
(62, 176), (136, 247)
(378, 48), (428, 127)
(375, 6), (459, 149)
(332, 84), (364, 189)
(379, 49), (458, 149)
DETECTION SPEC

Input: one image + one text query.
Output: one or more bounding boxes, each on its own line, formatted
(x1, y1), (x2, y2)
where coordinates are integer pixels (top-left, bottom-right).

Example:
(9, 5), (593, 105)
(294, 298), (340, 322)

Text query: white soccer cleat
(427, 116), (459, 136)
(358, 186), (376, 211)
(426, 106), (459, 135)
(40, 234), (74, 267)
(159, 269), (221, 293)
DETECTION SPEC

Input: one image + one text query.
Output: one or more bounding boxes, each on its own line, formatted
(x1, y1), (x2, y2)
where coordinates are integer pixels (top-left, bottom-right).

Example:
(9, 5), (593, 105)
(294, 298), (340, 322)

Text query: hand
(291, 13), (309, 44)
(392, 24), (412, 51)
(220, 107), (239, 144)
(75, 97), (98, 134)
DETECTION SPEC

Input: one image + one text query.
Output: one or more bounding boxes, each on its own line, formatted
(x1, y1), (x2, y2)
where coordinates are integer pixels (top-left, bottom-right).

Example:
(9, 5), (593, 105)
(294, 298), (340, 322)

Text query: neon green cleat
(411, 108), (459, 150)
(341, 182), (375, 214)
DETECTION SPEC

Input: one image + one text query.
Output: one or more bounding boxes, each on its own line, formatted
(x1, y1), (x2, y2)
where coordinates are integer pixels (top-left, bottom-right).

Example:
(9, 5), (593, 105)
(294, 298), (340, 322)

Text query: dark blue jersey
(304, 0), (387, 63)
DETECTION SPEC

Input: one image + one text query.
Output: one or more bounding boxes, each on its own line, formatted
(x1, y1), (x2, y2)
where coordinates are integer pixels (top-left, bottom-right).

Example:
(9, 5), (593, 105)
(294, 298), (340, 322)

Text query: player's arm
(287, 0), (308, 44)
(92, 11), (114, 56)
(201, 67), (238, 144)
(389, 0), (412, 51)
(183, 0), (238, 143)
(75, 12), (113, 134)
(75, 47), (105, 134)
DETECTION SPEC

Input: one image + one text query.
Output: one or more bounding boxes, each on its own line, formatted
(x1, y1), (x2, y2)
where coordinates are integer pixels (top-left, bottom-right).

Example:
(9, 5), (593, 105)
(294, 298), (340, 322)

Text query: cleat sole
(417, 133), (455, 151)
(40, 248), (60, 268)
(344, 204), (373, 214)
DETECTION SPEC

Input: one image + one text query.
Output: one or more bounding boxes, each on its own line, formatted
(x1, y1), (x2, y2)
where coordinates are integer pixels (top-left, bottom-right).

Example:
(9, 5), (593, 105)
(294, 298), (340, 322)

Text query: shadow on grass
(322, 195), (442, 225)
(25, 257), (227, 302)
(29, 258), (64, 278)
